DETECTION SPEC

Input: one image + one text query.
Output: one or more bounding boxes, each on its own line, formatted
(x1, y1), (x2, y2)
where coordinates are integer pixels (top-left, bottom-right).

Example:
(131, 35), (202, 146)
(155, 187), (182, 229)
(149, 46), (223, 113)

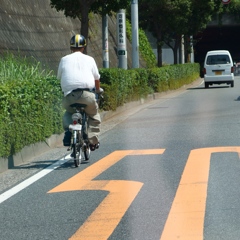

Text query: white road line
(0, 155), (70, 204)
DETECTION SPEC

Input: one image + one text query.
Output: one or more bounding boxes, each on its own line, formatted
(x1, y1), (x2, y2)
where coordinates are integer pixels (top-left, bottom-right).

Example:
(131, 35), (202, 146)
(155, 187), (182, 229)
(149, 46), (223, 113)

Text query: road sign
(118, 50), (126, 56)
(222, 0), (231, 4)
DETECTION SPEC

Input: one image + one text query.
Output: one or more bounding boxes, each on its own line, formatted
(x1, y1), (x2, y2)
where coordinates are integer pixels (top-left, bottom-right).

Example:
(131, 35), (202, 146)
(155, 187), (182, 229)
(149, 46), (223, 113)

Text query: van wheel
(205, 82), (209, 88)
(231, 81), (234, 88)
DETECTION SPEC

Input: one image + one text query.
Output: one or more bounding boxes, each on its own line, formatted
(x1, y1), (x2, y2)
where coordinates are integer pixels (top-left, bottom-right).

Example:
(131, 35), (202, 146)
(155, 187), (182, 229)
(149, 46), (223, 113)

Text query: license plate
(69, 124), (82, 131)
(215, 71), (222, 75)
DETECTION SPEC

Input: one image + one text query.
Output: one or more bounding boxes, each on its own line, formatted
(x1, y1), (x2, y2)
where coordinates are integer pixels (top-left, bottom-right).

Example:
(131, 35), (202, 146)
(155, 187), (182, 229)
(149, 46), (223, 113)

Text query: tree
(183, 0), (216, 62)
(50, 0), (130, 49)
(217, 0), (240, 23)
(138, 0), (168, 67)
(161, 0), (192, 64)
(188, 0), (240, 62)
(137, 0), (193, 66)
(137, 0), (220, 66)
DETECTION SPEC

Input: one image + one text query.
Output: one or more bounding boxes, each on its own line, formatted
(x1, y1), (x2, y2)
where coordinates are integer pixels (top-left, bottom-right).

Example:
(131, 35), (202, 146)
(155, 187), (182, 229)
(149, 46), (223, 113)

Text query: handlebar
(92, 87), (104, 94)
(92, 87), (104, 105)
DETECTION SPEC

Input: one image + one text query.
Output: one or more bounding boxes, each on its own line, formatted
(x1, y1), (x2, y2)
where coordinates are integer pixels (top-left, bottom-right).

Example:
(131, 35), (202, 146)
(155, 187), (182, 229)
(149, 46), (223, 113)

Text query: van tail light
(203, 68), (206, 74)
(231, 66), (234, 73)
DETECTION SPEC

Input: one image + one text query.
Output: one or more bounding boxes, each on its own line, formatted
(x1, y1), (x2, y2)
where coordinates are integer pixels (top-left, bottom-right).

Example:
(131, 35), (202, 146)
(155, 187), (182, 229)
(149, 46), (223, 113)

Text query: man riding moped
(57, 34), (102, 151)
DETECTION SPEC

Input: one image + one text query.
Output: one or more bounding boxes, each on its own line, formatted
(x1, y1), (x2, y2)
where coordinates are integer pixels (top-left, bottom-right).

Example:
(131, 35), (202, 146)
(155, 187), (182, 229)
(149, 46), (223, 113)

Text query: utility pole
(102, 14), (109, 68)
(131, 0), (139, 68)
(117, 9), (127, 69)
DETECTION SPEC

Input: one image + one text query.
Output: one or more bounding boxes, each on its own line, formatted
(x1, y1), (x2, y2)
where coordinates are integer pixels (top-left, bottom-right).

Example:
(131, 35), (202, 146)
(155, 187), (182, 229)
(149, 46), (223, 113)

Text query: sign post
(117, 9), (127, 69)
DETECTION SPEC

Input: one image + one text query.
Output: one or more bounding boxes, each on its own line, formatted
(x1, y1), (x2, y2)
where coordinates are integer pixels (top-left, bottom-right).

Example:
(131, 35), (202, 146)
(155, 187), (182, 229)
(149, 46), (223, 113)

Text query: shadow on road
(8, 157), (89, 171)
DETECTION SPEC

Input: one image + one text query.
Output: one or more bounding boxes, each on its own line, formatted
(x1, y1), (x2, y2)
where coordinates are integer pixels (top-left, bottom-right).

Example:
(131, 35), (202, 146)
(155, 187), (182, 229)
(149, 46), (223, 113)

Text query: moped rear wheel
(72, 131), (81, 167)
(73, 143), (81, 167)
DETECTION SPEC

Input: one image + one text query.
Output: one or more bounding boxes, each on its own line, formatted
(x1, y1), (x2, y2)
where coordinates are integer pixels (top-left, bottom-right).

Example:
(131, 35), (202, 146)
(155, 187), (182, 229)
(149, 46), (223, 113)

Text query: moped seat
(70, 103), (87, 108)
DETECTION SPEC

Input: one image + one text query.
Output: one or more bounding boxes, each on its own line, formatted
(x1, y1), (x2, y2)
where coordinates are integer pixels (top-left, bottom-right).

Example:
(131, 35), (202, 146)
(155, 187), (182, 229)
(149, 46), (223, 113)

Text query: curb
(0, 133), (64, 173)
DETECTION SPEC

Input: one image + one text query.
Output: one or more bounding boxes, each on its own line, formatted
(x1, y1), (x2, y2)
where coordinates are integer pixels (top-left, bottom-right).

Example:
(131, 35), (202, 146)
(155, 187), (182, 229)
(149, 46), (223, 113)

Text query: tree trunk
(184, 35), (193, 63)
(173, 35), (181, 64)
(154, 23), (164, 67)
(80, 5), (89, 39)
(157, 41), (163, 67)
(173, 47), (178, 64)
(78, 1), (94, 54)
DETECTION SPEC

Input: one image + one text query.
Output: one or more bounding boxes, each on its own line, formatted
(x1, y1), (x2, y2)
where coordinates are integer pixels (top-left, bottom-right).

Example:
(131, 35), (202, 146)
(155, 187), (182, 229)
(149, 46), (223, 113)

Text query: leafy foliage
(147, 63), (199, 92)
(99, 63), (199, 110)
(126, 20), (157, 68)
(50, 0), (130, 41)
(0, 54), (63, 157)
(216, 0), (240, 23)
(99, 68), (151, 110)
(50, 0), (130, 19)
(91, 0), (130, 15)
(136, 0), (219, 66)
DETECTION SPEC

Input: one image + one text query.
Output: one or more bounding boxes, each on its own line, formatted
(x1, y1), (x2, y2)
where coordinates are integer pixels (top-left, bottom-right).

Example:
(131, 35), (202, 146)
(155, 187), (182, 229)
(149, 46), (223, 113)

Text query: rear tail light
(72, 113), (81, 125)
(203, 68), (206, 74)
(231, 66), (234, 73)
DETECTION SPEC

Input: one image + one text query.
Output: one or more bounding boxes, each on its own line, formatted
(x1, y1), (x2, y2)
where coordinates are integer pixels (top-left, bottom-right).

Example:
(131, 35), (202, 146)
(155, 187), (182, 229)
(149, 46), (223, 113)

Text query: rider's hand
(95, 87), (104, 94)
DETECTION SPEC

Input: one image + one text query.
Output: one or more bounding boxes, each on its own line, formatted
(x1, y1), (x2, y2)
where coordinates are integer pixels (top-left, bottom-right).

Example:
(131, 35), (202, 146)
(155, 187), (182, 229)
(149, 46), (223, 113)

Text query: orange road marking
(160, 146), (240, 240)
(48, 149), (165, 240)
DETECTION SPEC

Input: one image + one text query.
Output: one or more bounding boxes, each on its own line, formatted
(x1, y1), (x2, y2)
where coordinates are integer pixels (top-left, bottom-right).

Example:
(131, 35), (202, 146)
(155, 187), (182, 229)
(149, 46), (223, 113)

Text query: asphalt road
(1, 77), (240, 240)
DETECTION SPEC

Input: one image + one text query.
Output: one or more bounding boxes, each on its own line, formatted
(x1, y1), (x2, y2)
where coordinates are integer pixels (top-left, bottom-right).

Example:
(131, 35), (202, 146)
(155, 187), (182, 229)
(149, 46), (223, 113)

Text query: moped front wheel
(83, 145), (91, 161)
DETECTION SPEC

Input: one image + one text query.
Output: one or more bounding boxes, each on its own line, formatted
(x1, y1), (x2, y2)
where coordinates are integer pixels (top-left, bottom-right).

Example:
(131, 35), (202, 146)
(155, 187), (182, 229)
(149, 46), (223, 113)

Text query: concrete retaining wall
(0, 0), (146, 73)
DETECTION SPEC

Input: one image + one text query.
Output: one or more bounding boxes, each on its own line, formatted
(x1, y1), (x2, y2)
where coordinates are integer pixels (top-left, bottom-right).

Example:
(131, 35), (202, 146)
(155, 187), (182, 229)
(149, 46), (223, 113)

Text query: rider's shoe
(89, 142), (100, 151)
(63, 130), (72, 146)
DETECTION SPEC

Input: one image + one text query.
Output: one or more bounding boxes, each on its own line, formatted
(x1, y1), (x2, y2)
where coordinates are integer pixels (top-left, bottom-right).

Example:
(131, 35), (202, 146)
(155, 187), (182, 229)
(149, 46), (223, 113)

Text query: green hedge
(0, 76), (63, 157)
(0, 54), (199, 158)
(0, 54), (63, 157)
(148, 63), (200, 92)
(100, 63), (200, 110)
(99, 68), (151, 111)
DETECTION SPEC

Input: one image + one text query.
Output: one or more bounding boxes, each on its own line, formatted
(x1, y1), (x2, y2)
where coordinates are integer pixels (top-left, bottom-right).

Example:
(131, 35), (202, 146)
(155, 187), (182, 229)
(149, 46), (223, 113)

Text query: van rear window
(206, 55), (230, 65)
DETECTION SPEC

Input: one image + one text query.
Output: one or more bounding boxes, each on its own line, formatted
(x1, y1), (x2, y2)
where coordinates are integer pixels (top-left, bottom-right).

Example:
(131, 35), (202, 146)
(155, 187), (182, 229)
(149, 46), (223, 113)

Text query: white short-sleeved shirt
(57, 52), (100, 96)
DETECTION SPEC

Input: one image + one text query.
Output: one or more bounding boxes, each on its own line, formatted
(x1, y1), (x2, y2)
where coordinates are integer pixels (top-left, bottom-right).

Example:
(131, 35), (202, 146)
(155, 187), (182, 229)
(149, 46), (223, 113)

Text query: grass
(0, 52), (53, 83)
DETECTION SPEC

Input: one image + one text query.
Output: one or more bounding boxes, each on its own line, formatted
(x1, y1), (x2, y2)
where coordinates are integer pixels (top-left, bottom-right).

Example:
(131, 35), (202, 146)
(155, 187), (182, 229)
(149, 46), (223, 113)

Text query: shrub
(99, 63), (199, 111)
(100, 68), (151, 111)
(126, 20), (157, 68)
(0, 54), (63, 157)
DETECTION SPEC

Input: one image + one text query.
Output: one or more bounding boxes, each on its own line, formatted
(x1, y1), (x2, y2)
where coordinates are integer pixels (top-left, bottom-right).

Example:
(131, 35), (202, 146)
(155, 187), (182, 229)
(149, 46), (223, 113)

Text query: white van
(203, 50), (234, 88)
